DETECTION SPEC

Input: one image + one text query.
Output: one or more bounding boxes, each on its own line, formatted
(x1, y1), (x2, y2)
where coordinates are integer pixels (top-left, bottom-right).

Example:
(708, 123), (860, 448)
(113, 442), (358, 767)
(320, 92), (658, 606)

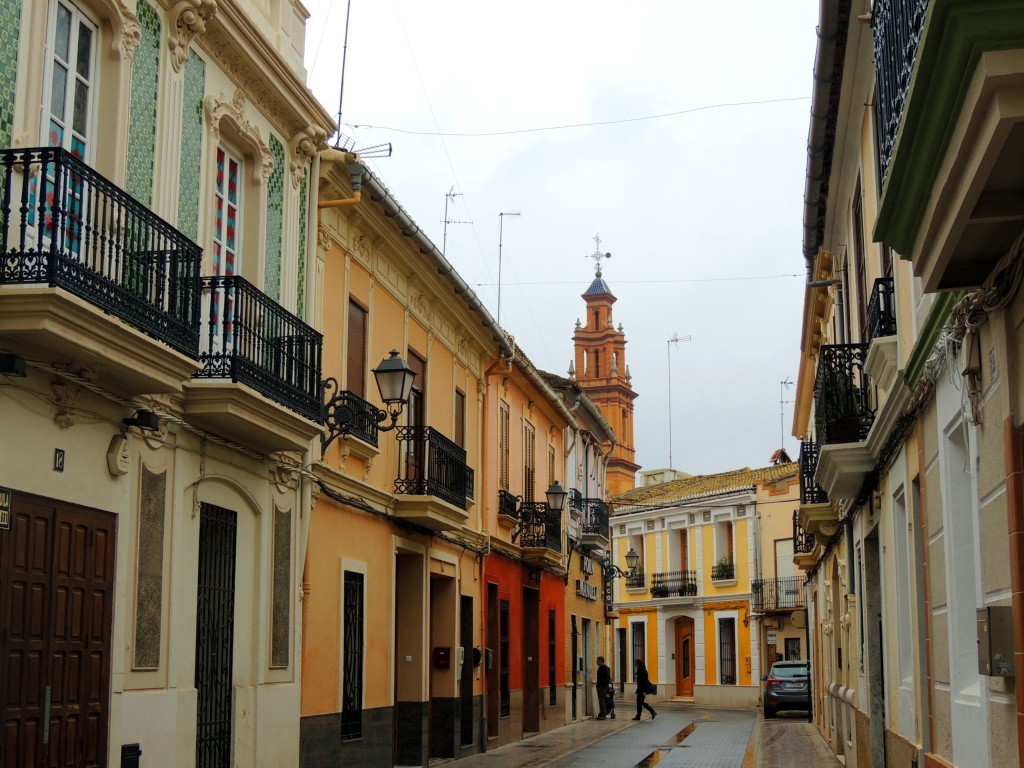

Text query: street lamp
(545, 480), (567, 513)
(606, 547), (640, 580)
(321, 349), (417, 452)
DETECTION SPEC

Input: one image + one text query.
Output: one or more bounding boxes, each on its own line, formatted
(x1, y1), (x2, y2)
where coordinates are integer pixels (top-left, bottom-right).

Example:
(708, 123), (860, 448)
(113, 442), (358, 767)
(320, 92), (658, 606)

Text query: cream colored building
(0, 1), (332, 766)
(793, 2), (1024, 766)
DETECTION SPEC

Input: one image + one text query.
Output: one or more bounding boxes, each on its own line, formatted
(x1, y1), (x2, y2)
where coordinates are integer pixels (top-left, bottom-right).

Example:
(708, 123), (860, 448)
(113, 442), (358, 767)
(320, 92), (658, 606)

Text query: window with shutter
(454, 390), (466, 447)
(498, 402), (509, 492)
(524, 422), (535, 502)
(347, 300), (367, 397)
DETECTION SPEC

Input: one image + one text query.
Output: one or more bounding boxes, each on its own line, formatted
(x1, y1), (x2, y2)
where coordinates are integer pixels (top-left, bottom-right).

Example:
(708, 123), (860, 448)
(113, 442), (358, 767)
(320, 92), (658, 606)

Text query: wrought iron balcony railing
(319, 388), (382, 447)
(873, 0), (929, 180)
(568, 488), (584, 511)
(711, 562), (736, 581)
(581, 498), (609, 538)
(625, 568), (646, 590)
(516, 501), (562, 552)
(498, 489), (519, 519)
(194, 275), (322, 421)
(814, 344), (875, 445)
(793, 510), (816, 554)
(465, 466), (475, 501)
(650, 570), (698, 597)
(752, 576), (807, 612)
(396, 426), (469, 510)
(867, 276), (897, 343)
(0, 146), (201, 358)
(800, 440), (829, 505)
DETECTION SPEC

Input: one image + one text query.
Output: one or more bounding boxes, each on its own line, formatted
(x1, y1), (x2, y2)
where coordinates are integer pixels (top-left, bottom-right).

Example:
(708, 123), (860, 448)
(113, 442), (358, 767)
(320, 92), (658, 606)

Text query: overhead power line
(348, 95), (811, 137)
(471, 273), (803, 288)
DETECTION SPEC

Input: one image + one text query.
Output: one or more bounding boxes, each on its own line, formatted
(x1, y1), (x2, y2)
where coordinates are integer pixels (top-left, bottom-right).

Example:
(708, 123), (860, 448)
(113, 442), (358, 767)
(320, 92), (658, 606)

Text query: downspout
(802, 0), (841, 282)
(318, 149), (363, 208)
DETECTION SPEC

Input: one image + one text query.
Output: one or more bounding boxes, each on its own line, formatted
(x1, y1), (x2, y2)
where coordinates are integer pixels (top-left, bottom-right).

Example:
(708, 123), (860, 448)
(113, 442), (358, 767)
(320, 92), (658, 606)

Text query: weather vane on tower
(586, 234), (611, 277)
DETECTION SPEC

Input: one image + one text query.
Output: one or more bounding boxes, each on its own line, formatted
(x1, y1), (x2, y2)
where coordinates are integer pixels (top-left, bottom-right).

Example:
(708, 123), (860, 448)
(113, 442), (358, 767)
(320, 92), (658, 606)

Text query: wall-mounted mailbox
(473, 647), (482, 668)
(433, 647), (450, 668)
(977, 606), (1014, 677)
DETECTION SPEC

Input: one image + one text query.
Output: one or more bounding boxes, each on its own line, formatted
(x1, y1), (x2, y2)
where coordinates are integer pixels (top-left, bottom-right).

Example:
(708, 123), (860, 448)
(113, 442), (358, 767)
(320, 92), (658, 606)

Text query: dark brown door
(675, 617), (694, 697)
(522, 589), (539, 733)
(485, 584), (499, 738)
(0, 492), (116, 768)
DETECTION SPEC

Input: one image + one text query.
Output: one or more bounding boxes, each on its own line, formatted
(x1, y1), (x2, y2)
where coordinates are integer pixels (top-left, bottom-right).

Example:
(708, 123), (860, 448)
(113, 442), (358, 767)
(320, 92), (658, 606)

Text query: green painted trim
(903, 291), (962, 387)
(874, 0), (1024, 255)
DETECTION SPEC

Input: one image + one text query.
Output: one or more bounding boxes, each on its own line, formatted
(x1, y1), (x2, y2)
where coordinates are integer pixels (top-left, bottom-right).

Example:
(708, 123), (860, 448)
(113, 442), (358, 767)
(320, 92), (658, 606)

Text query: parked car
(762, 661), (810, 718)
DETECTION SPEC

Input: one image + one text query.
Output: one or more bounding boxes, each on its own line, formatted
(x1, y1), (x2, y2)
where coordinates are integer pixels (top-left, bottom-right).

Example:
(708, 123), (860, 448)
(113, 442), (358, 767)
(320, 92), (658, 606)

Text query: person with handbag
(632, 659), (657, 720)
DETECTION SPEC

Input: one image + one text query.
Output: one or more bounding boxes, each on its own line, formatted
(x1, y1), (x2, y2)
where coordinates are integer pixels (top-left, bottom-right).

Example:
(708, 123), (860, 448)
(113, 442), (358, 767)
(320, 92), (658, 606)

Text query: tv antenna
(667, 332), (692, 470)
(497, 211), (521, 328)
(586, 234), (611, 276)
(780, 377), (794, 453)
(331, 0), (393, 159)
(441, 187), (471, 255)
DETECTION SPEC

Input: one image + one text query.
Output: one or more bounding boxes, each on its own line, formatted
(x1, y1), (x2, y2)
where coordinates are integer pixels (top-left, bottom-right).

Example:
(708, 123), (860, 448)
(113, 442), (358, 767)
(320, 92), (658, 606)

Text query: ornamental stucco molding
(169, 0), (218, 72)
(204, 90), (273, 183)
(107, 0), (141, 60)
(290, 127), (328, 188)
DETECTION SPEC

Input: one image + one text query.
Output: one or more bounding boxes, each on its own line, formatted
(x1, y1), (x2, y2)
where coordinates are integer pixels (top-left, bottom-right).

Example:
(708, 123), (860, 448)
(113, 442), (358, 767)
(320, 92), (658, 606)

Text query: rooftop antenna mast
(441, 187), (471, 255)
(497, 210), (521, 328)
(667, 332), (692, 470)
(780, 377), (794, 453)
(332, 0), (393, 159)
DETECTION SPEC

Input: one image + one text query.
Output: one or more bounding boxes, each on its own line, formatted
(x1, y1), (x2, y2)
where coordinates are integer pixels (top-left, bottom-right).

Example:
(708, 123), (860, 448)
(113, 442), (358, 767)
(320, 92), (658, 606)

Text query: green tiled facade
(264, 136), (284, 302)
(297, 171), (308, 319)
(126, 0), (160, 206)
(177, 52), (205, 241)
(0, 0), (21, 147)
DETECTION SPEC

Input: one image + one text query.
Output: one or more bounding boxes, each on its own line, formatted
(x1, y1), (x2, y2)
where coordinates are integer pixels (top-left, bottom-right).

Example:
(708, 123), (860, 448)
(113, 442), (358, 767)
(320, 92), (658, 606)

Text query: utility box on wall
(433, 647), (451, 669)
(977, 606), (1014, 677)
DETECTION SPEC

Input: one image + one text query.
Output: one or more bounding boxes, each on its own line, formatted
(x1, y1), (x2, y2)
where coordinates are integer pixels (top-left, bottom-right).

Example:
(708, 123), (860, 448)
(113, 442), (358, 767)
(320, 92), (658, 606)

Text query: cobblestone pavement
(435, 701), (841, 768)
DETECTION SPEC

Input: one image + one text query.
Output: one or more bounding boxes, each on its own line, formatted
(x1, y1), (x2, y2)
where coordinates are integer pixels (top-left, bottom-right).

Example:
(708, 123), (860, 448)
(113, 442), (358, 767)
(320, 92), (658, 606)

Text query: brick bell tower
(572, 237), (640, 496)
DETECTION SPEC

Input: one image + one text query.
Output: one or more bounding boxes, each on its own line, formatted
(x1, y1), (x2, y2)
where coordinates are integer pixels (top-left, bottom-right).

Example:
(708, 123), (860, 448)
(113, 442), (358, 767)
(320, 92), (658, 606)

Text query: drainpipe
(802, 0), (841, 281)
(318, 149), (363, 209)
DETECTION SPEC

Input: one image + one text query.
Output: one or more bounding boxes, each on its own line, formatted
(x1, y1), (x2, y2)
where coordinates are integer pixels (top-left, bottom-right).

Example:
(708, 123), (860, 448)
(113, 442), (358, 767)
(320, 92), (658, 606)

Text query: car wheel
(764, 707), (776, 719)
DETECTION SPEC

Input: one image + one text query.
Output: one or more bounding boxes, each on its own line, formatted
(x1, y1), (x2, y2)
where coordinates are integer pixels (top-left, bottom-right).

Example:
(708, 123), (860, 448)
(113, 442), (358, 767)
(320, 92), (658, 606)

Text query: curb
(742, 711), (762, 768)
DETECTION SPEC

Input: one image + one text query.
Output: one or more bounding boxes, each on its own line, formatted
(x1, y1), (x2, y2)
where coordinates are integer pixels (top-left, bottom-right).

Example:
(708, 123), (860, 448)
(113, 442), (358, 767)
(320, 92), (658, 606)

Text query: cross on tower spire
(586, 234), (611, 277)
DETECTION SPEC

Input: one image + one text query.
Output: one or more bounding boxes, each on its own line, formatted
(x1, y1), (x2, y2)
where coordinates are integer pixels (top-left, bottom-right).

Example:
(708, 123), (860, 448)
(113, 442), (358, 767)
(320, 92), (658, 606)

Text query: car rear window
(771, 664), (808, 678)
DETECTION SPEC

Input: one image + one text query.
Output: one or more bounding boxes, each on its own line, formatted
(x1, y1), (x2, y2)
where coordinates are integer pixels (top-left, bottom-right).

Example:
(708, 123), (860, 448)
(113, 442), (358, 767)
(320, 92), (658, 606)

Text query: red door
(0, 492), (116, 768)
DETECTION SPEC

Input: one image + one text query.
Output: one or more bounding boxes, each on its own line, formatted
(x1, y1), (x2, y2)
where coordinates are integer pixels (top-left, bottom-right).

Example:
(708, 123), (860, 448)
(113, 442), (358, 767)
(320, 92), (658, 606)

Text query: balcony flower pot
(650, 585), (669, 598)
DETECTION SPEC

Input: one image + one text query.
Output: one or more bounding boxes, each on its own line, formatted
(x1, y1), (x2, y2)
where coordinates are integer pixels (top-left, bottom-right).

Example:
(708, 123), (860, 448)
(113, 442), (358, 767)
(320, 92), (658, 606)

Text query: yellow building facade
(610, 464), (797, 708)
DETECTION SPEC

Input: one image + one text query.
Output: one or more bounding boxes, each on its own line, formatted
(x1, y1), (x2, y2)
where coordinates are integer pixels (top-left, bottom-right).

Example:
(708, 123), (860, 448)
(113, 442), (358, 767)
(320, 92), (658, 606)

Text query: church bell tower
(572, 237), (640, 496)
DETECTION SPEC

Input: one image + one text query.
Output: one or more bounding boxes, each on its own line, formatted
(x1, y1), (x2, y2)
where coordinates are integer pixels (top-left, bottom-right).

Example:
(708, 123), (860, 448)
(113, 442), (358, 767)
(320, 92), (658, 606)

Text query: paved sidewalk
(754, 713), (842, 768)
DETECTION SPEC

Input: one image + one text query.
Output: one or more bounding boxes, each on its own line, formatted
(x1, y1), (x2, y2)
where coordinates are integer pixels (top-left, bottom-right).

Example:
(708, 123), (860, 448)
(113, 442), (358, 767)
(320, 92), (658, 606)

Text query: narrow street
(441, 701), (839, 768)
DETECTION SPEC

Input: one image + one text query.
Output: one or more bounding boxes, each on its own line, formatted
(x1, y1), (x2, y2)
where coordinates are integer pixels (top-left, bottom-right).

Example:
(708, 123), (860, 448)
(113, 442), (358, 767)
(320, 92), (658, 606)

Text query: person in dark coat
(596, 656), (611, 720)
(632, 659), (656, 720)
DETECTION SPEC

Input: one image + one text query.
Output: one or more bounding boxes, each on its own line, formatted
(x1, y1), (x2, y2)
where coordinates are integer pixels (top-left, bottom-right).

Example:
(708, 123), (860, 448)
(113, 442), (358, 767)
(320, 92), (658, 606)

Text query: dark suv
(762, 661), (809, 718)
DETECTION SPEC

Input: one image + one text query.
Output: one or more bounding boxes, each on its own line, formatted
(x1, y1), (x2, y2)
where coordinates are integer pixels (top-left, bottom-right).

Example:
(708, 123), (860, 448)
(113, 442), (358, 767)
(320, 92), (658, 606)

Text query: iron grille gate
(195, 504), (238, 768)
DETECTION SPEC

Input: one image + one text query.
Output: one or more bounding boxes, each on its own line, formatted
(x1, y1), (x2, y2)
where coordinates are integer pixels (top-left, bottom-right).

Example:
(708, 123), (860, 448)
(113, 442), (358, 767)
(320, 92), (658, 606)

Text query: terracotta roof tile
(611, 463), (798, 511)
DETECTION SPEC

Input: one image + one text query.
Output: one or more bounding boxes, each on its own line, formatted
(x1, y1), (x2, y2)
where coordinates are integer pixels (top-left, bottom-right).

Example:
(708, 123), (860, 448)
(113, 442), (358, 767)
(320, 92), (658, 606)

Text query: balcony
(625, 568), (646, 590)
(580, 497), (609, 549)
(751, 576), (806, 613)
(711, 561), (736, 583)
(650, 570), (698, 599)
(865, 277), (900, 393)
(515, 501), (562, 568)
(874, 0), (1024, 289)
(799, 441), (829, 506)
(183, 275), (322, 453)
(814, 344), (876, 500)
(393, 426), (470, 531)
(793, 510), (818, 572)
(0, 146), (201, 395)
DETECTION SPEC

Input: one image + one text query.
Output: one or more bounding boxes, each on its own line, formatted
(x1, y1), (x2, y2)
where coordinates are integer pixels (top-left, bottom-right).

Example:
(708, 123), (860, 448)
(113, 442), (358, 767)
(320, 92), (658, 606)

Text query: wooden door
(674, 617), (694, 698)
(522, 589), (539, 733)
(0, 492), (116, 768)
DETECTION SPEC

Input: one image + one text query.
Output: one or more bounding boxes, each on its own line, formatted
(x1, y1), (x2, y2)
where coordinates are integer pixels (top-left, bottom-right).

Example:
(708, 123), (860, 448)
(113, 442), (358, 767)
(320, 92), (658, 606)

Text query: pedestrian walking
(632, 659), (656, 720)
(595, 656), (611, 720)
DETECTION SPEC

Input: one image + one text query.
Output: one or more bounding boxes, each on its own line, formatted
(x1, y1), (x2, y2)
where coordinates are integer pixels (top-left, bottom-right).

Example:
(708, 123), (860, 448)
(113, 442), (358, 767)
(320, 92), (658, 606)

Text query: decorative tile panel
(264, 135), (284, 301)
(135, 464), (167, 669)
(271, 506), (291, 668)
(126, 0), (160, 206)
(177, 51), (205, 241)
(297, 170), (308, 318)
(0, 0), (21, 147)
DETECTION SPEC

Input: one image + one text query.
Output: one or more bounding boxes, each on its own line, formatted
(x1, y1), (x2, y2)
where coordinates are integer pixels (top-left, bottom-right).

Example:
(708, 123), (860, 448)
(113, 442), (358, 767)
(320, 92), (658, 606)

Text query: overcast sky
(303, 0), (820, 479)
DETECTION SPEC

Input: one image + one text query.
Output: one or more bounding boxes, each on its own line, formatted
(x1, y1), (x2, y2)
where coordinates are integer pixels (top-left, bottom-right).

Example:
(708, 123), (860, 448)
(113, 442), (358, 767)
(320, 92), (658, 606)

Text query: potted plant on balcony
(650, 584), (669, 598)
(712, 556), (735, 581)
